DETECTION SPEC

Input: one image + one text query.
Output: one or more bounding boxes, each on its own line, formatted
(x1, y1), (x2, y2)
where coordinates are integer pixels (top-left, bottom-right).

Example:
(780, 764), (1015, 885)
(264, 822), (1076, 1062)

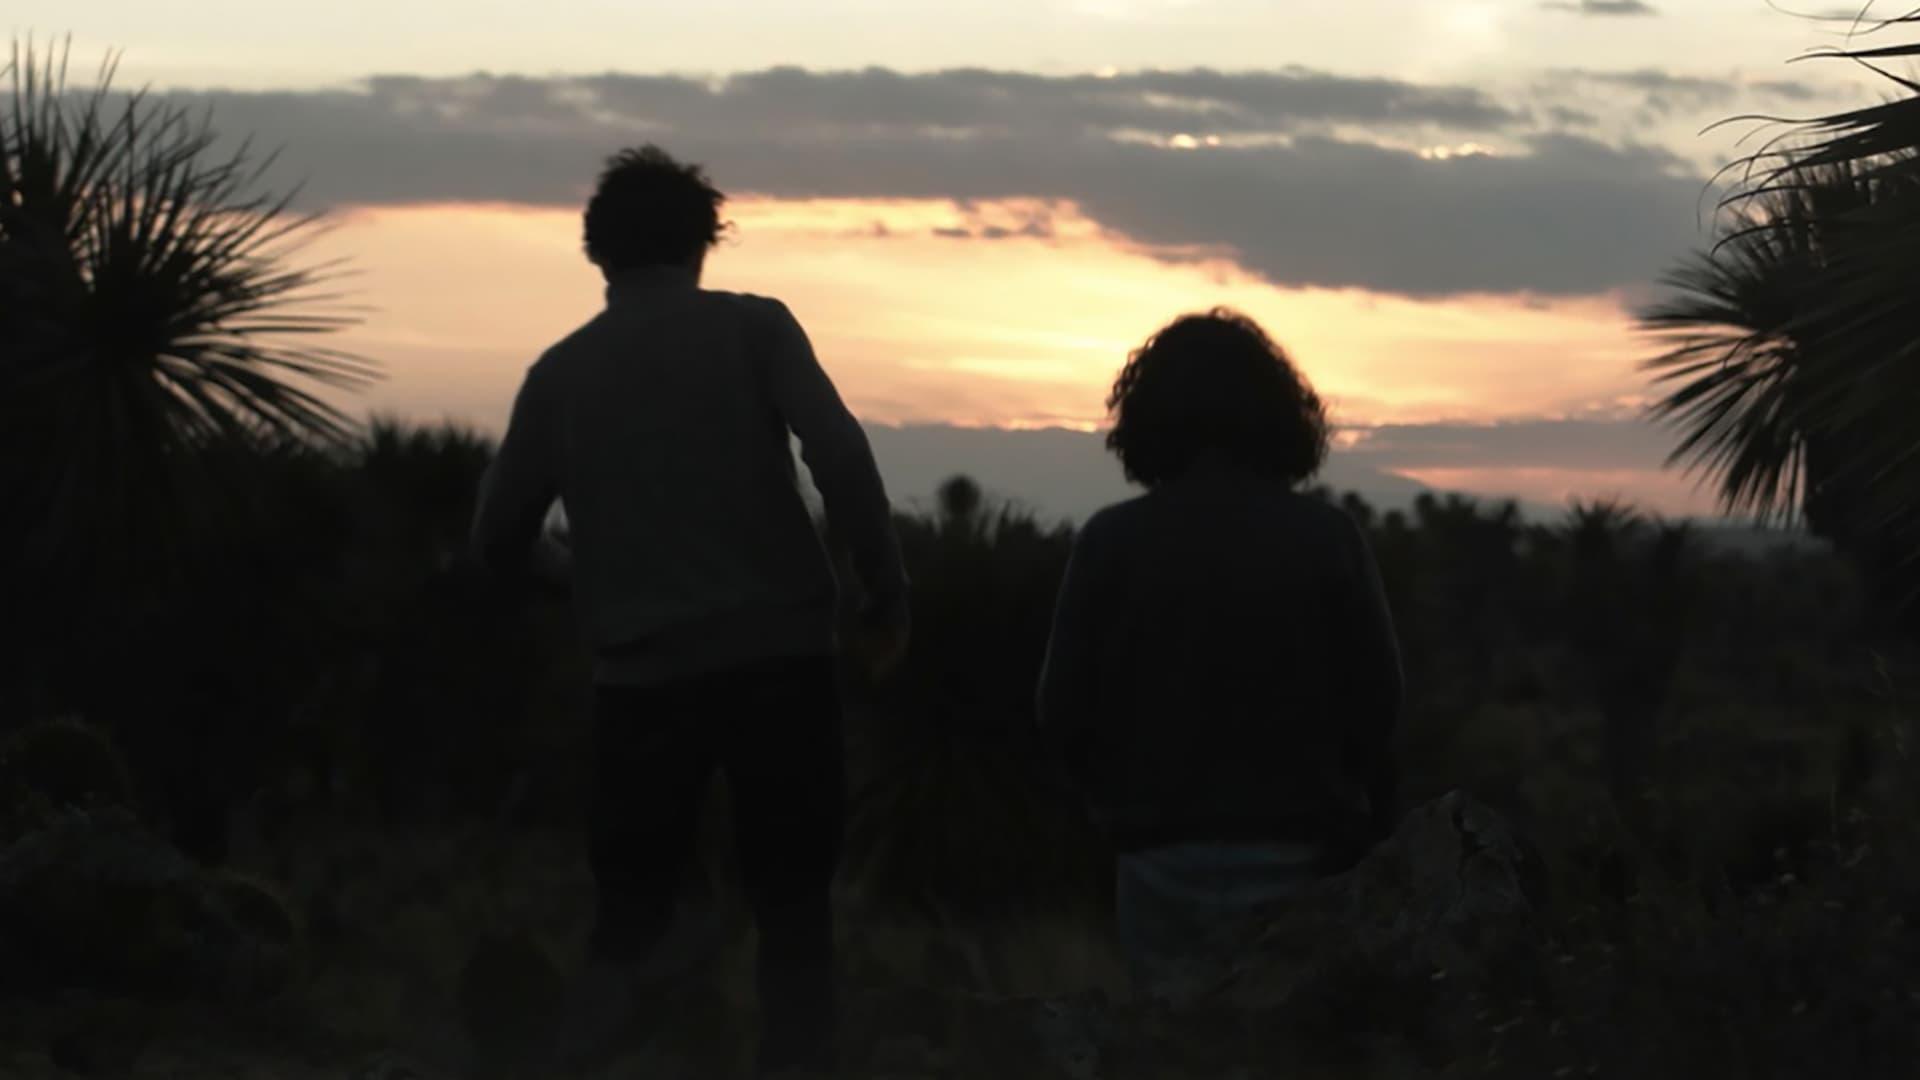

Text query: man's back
(473, 266), (904, 685)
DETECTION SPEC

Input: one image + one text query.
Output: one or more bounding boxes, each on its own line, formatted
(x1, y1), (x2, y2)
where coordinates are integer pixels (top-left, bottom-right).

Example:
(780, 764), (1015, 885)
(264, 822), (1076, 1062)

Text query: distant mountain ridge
(852, 423), (1824, 554)
(860, 422), (1429, 525)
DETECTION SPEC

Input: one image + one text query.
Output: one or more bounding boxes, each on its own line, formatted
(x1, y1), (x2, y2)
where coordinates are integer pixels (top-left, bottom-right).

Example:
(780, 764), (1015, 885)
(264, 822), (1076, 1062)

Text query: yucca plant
(353, 417), (498, 571)
(1553, 500), (1697, 817)
(2, 39), (375, 702)
(1, 41), (374, 566)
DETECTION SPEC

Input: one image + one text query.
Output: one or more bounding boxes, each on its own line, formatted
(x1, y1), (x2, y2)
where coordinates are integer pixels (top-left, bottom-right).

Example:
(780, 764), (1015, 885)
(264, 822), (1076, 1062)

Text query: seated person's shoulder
(1287, 492), (1376, 565)
(1082, 495), (1150, 542)
(522, 336), (577, 380)
(1289, 487), (1365, 530)
(1216, 487), (1365, 561)
(1283, 488), (1352, 525)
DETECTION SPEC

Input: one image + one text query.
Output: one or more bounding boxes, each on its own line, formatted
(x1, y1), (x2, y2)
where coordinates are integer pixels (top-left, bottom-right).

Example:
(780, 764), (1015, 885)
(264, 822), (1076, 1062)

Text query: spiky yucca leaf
(2, 39), (376, 582)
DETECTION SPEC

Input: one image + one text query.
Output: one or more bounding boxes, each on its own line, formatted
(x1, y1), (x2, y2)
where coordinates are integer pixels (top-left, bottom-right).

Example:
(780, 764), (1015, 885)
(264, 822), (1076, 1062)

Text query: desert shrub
(0, 807), (212, 998)
(12, 449), (1920, 1073)
(0, 716), (137, 837)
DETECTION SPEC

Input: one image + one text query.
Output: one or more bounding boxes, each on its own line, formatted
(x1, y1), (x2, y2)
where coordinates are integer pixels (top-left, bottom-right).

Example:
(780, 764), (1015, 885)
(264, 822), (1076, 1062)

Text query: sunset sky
(16, 0), (1903, 516)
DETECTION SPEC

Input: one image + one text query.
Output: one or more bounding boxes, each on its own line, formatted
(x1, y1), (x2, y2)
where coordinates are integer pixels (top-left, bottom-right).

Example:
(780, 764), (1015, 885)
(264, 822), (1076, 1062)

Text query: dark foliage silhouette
(1652, 4), (1920, 608)
(3, 427), (1918, 1074)
(1, 39), (375, 742)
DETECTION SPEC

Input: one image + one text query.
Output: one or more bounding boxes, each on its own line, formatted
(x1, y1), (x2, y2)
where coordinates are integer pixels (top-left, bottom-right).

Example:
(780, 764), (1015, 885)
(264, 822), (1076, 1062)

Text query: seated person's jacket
(1036, 454), (1403, 871)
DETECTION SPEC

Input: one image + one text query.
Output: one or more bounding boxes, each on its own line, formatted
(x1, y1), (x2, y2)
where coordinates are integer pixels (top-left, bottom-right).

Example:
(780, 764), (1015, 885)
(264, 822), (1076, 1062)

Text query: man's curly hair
(1104, 308), (1330, 489)
(582, 145), (726, 271)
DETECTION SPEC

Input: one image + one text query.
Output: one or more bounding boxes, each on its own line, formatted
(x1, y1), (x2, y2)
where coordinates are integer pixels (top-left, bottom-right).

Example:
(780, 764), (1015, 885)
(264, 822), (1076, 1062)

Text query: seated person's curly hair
(582, 145), (727, 271)
(1105, 308), (1330, 489)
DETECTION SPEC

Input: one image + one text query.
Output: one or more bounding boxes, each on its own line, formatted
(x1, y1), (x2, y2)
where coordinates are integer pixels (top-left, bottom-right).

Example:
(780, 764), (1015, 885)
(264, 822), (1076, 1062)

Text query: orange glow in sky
(319, 198), (1652, 427)
(307, 197), (1712, 514)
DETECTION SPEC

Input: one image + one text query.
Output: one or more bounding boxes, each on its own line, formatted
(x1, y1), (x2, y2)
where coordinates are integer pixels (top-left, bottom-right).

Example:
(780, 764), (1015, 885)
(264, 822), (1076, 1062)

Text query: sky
(14, 0), (1909, 517)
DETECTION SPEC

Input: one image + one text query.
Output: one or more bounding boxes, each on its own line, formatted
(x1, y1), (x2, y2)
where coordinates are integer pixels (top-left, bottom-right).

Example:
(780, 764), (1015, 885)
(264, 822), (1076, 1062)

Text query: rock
(1200, 791), (1545, 1068)
(0, 717), (138, 835)
(866, 791), (1545, 1077)
(0, 806), (209, 996)
(0, 806), (302, 1003)
(1216, 789), (1543, 1011)
(1023, 993), (1111, 1079)
(203, 869), (305, 999)
(946, 989), (1113, 1080)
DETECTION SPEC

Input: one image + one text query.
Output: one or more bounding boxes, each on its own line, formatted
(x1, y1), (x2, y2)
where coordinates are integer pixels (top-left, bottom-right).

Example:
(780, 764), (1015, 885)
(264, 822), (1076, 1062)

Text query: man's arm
(1036, 514), (1106, 785)
(470, 361), (559, 576)
(757, 299), (909, 631)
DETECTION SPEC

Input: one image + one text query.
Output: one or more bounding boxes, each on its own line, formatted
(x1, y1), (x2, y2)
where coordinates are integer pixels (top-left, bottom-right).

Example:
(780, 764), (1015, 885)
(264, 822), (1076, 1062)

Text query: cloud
(1537, 69), (1827, 116)
(978, 222), (1054, 239)
(1545, 105), (1601, 127)
(1541, 0), (1659, 15)
(343, 65), (1522, 146)
(1341, 417), (1674, 472)
(928, 201), (1059, 240)
(1802, 5), (1908, 24)
(158, 66), (1717, 296)
(1745, 79), (1822, 103)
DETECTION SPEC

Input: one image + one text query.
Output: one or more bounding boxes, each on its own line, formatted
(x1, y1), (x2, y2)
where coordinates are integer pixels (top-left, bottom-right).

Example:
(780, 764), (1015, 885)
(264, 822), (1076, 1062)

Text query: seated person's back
(1036, 309), (1402, 1000)
(1059, 460), (1397, 853)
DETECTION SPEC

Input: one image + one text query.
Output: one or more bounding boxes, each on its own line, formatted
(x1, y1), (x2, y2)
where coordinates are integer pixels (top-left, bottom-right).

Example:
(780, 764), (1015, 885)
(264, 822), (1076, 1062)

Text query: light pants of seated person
(1114, 841), (1324, 1005)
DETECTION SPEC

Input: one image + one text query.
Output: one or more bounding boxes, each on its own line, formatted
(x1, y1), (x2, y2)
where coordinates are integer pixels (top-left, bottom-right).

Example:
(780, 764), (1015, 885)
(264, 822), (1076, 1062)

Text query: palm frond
(1636, 164), (1872, 523)
(1652, 6), (1920, 599)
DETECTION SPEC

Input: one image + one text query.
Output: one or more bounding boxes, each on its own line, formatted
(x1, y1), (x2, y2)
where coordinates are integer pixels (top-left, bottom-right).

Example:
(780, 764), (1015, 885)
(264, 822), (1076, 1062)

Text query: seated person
(1035, 308), (1404, 1002)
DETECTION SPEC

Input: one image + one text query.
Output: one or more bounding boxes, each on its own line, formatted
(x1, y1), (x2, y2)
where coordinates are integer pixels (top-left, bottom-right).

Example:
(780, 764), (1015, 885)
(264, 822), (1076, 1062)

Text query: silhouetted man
(471, 145), (908, 1077)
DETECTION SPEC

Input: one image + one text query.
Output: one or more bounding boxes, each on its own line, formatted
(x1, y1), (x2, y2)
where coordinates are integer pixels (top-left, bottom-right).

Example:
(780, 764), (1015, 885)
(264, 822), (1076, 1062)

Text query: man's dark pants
(587, 653), (846, 1072)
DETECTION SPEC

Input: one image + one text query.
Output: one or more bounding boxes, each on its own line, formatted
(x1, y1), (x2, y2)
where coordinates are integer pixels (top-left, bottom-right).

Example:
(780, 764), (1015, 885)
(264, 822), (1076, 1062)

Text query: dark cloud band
(1541, 1), (1660, 16)
(147, 66), (1729, 296)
